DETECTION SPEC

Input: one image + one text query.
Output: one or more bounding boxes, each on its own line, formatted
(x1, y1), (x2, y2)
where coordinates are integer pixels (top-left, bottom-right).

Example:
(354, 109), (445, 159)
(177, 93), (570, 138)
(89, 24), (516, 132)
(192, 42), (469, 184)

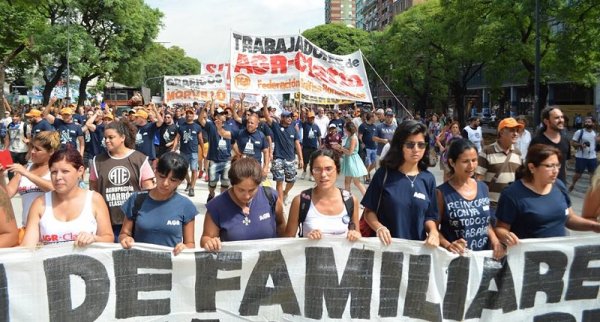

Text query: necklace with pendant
(241, 203), (251, 226)
(406, 173), (418, 188)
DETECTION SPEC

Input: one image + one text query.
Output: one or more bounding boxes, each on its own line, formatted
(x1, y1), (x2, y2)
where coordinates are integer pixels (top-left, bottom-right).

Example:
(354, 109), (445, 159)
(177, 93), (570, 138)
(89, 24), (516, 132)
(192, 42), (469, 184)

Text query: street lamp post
(65, 10), (72, 104)
(533, 0), (541, 125)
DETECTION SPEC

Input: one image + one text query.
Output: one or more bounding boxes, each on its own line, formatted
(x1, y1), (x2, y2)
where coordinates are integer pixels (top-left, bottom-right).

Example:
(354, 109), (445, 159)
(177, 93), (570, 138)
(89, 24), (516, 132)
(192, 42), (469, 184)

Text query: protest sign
(2, 236), (599, 321)
(163, 74), (228, 105)
(230, 32), (373, 103)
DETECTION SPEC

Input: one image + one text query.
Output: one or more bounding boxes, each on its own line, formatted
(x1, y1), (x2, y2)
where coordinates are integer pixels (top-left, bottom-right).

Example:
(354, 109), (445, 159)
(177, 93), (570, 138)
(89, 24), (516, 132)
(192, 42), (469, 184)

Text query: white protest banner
(230, 32), (373, 103)
(163, 74), (228, 105)
(1, 236), (599, 321)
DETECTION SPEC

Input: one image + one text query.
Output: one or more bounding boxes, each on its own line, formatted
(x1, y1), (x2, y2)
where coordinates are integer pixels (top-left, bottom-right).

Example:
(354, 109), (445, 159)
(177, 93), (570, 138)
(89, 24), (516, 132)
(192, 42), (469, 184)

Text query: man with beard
(476, 118), (523, 208)
(263, 96), (302, 204)
(231, 112), (269, 177)
(174, 108), (202, 197)
(25, 99), (56, 139)
(530, 106), (571, 183)
(462, 116), (483, 152)
(42, 103), (84, 156)
(569, 116), (598, 191)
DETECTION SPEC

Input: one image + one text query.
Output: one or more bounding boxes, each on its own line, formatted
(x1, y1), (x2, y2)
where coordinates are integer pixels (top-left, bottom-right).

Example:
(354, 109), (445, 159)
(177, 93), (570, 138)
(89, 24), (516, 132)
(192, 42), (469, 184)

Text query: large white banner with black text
(1, 236), (599, 321)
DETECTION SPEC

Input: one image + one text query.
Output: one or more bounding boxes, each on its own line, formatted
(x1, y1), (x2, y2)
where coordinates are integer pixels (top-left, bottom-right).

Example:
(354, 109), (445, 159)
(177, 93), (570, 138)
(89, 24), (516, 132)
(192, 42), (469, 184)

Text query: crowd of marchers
(0, 95), (599, 259)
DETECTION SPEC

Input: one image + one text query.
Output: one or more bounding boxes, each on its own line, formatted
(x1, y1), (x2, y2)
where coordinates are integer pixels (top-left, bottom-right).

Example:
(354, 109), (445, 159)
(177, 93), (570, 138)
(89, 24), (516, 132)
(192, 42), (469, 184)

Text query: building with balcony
(325, 0), (356, 27)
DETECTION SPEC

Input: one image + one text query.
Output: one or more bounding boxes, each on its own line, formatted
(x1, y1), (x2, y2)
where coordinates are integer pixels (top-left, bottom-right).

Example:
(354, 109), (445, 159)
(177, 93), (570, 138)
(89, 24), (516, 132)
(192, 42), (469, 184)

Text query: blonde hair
(33, 131), (61, 152)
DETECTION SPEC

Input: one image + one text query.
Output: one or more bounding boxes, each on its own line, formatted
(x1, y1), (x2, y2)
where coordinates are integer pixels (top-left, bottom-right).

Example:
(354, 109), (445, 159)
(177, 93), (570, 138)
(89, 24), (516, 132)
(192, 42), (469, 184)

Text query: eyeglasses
(539, 163), (560, 170)
(311, 166), (335, 174)
(403, 141), (427, 150)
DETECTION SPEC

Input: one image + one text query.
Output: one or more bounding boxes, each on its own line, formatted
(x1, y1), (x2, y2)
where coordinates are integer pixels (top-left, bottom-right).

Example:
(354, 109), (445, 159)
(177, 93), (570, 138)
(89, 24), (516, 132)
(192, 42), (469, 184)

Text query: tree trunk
(42, 62), (67, 105)
(78, 74), (97, 107)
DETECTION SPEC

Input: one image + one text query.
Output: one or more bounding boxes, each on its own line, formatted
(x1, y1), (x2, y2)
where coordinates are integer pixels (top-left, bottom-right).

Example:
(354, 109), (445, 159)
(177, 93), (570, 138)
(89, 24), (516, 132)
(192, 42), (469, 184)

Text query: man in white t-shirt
(462, 116), (483, 151)
(313, 107), (329, 139)
(569, 117), (598, 192)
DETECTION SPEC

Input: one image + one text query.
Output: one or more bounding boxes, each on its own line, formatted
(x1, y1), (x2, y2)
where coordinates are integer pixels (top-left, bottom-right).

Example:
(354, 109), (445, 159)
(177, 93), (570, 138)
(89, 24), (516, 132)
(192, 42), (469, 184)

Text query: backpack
(261, 185), (276, 215)
(297, 188), (354, 237)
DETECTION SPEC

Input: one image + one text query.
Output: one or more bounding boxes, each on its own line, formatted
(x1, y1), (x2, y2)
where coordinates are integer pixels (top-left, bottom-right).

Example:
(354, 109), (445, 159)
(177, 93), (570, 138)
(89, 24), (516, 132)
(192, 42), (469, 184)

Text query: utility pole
(533, 0), (541, 125)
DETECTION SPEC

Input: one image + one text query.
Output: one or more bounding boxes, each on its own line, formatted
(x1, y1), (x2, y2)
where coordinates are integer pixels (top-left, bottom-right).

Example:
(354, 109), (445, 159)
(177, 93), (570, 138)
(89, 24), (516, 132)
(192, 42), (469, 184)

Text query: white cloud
(145, 0), (324, 64)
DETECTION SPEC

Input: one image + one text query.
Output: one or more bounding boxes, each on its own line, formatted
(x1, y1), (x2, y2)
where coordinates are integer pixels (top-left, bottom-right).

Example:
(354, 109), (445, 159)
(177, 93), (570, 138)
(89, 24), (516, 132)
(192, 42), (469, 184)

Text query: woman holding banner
(362, 120), (440, 246)
(21, 147), (113, 247)
(284, 149), (361, 240)
(201, 157), (285, 251)
(436, 138), (504, 259)
(119, 152), (197, 256)
(495, 144), (600, 246)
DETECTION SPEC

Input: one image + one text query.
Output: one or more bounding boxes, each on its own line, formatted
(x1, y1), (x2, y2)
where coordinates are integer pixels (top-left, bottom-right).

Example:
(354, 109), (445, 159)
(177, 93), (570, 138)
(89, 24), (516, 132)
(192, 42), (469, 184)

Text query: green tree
(26, 0), (162, 105)
(375, 1), (448, 117)
(0, 0), (44, 113)
(112, 44), (201, 96)
(302, 23), (374, 55)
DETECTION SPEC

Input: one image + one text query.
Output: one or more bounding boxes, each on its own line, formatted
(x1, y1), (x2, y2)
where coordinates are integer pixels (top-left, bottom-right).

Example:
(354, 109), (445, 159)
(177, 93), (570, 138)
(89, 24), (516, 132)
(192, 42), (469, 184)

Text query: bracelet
(376, 226), (387, 234)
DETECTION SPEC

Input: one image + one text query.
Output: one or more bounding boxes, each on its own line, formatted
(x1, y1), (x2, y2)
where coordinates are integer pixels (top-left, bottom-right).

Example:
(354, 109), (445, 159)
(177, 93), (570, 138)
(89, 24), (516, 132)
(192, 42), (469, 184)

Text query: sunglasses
(403, 141), (427, 149)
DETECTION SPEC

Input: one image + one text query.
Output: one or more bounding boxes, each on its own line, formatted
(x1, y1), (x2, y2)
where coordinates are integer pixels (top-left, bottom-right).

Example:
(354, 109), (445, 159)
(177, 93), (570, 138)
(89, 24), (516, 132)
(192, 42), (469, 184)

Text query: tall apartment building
(325, 0), (356, 27)
(357, 0), (427, 31)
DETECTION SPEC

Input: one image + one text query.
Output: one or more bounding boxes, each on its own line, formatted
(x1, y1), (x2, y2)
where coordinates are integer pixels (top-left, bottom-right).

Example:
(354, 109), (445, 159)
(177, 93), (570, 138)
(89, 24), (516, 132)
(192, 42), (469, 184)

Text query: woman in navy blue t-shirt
(495, 144), (600, 246)
(361, 120), (440, 246)
(201, 157), (286, 251)
(436, 138), (504, 259)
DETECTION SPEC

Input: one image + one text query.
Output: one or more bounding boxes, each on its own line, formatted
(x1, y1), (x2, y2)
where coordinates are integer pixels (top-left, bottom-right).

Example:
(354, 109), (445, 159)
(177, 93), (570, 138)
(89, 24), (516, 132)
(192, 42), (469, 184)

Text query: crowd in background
(1, 94), (600, 260)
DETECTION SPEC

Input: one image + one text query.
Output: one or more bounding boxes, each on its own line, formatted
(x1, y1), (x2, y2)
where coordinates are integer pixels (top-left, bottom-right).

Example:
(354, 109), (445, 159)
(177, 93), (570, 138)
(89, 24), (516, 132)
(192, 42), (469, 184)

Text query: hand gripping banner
(2, 236), (600, 321)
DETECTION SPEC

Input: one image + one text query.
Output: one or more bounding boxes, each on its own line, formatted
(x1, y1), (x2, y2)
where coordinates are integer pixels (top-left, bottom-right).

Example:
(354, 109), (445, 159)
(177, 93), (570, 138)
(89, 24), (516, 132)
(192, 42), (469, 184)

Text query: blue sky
(145, 0), (325, 64)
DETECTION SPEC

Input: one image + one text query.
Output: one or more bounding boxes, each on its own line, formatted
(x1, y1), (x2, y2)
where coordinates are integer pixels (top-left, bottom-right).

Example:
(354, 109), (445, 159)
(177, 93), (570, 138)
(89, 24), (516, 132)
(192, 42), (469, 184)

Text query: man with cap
(5, 111), (28, 179)
(132, 104), (164, 163)
(475, 117), (524, 207)
(530, 105), (570, 183)
(173, 108), (203, 197)
(373, 110), (397, 159)
(42, 99), (84, 156)
(263, 95), (302, 204)
(25, 99), (55, 140)
(198, 100), (233, 203)
(462, 116), (483, 152)
(299, 108), (321, 180)
(323, 123), (343, 160)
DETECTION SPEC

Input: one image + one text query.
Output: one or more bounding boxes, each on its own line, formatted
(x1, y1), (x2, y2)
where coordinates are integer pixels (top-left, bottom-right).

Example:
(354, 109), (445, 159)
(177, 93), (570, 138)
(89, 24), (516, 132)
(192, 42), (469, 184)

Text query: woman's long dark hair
(380, 120), (430, 171)
(515, 144), (561, 181)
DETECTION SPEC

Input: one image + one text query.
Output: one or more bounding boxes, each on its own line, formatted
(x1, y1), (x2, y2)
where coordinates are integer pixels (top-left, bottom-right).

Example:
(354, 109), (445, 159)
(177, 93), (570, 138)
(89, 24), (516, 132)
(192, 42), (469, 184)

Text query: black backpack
(297, 188), (354, 237)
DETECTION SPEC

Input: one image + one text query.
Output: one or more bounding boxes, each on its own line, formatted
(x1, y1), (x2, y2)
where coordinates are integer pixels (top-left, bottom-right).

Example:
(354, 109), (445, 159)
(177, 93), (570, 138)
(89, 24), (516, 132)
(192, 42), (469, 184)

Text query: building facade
(325, 0), (356, 27)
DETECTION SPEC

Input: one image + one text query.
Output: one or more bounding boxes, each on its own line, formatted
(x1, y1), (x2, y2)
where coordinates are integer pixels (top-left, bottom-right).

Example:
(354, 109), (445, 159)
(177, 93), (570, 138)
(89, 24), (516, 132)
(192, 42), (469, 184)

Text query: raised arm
(262, 96), (272, 126)
(42, 96), (58, 124)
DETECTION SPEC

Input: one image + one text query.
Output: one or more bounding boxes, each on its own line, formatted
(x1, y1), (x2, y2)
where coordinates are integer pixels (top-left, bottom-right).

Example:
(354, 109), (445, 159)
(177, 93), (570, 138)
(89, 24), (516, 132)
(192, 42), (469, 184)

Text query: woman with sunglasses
(285, 149), (360, 241)
(362, 120), (440, 246)
(495, 144), (600, 246)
